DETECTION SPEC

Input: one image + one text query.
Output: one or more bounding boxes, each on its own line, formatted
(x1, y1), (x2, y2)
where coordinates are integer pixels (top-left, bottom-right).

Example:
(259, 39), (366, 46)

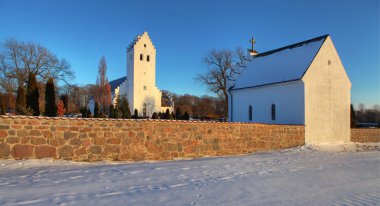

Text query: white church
(108, 32), (173, 117)
(228, 35), (351, 144)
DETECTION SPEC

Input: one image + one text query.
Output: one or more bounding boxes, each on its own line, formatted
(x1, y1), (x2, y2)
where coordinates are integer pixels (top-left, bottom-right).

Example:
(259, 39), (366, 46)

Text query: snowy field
(0, 144), (379, 206)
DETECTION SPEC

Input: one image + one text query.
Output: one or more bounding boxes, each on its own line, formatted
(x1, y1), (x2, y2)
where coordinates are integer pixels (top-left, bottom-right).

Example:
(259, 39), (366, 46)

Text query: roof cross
(250, 36), (256, 51)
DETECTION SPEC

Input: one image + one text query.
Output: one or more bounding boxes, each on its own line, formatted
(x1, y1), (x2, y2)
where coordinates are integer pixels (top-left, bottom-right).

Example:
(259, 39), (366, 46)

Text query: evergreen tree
(120, 96), (131, 119)
(170, 111), (175, 120)
(94, 102), (100, 118)
(134, 109), (139, 119)
(0, 94), (5, 115)
(151, 112), (159, 119)
(26, 73), (40, 116)
(183, 111), (190, 120)
(158, 112), (162, 119)
(16, 85), (27, 115)
(80, 107), (88, 118)
(175, 107), (182, 120)
(165, 109), (170, 119)
(44, 78), (57, 117)
(114, 94), (121, 118)
(109, 104), (116, 118)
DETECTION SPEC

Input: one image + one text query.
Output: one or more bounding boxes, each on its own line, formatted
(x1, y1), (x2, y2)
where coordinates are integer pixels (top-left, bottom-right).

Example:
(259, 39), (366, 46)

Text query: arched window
(147, 55), (150, 62)
(271, 104), (276, 120)
(249, 105), (252, 121)
(140, 54), (143, 61)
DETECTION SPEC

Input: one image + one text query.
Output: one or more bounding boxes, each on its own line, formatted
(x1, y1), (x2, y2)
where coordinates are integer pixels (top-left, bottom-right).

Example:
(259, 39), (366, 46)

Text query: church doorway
(143, 103), (147, 117)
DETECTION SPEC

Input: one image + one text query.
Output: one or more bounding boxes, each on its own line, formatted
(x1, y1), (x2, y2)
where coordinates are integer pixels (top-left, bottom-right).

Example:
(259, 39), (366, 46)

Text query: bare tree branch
(195, 47), (250, 117)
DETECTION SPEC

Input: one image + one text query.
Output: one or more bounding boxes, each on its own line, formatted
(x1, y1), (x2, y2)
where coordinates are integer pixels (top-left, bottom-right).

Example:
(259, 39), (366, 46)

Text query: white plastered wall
(127, 32), (162, 116)
(230, 81), (305, 124)
(303, 36), (351, 144)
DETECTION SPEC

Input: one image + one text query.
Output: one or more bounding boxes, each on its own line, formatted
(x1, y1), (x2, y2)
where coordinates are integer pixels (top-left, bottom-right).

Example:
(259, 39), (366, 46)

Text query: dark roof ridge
(109, 76), (127, 83)
(253, 34), (329, 58)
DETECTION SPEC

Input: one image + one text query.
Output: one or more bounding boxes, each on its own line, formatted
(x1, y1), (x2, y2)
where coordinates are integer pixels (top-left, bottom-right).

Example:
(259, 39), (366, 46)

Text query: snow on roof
(109, 76), (127, 93)
(232, 35), (328, 90)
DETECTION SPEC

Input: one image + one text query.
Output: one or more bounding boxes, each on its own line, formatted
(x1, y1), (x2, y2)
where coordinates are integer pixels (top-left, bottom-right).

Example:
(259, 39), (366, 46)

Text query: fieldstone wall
(0, 116), (304, 161)
(351, 128), (380, 143)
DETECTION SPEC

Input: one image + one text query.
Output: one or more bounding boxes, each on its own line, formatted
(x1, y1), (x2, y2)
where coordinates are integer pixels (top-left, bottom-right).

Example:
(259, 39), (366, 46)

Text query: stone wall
(351, 128), (380, 143)
(0, 116), (305, 161)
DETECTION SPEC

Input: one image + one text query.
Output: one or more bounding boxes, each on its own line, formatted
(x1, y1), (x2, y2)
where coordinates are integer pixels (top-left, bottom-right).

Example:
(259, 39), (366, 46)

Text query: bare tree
(95, 56), (111, 116)
(195, 47), (249, 117)
(0, 38), (74, 87)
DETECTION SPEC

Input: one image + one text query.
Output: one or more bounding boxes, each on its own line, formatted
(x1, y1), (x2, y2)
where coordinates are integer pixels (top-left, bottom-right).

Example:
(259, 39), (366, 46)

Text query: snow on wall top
(232, 35), (328, 90)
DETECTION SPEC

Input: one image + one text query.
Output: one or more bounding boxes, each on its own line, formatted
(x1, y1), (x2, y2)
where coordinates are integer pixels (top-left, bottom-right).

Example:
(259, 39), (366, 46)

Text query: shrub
(26, 73), (40, 116)
(16, 85), (27, 115)
(44, 78), (57, 117)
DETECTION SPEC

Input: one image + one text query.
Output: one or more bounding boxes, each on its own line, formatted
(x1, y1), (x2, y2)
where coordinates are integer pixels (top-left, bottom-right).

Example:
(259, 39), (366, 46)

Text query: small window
(248, 105), (252, 121)
(328, 60), (331, 65)
(271, 104), (276, 120)
(143, 86), (146, 91)
(147, 55), (150, 62)
(144, 44), (146, 48)
(140, 54), (143, 61)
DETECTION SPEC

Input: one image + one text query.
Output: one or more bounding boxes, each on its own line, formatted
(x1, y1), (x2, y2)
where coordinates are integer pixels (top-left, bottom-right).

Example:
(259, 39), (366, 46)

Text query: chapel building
(228, 35), (351, 144)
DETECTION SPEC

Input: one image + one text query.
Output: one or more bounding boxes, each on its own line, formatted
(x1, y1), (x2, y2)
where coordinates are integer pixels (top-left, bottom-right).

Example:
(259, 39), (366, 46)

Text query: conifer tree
(134, 109), (139, 119)
(170, 111), (175, 120)
(80, 107), (88, 118)
(120, 96), (131, 119)
(44, 78), (57, 117)
(151, 112), (159, 119)
(165, 109), (170, 119)
(16, 85), (27, 115)
(175, 107), (182, 120)
(183, 111), (190, 120)
(94, 102), (100, 118)
(26, 73), (40, 116)
(109, 104), (116, 118)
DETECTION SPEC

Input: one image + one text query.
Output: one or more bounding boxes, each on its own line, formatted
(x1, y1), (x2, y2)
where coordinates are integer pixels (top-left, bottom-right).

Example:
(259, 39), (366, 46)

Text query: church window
(144, 44), (146, 48)
(328, 60), (331, 65)
(271, 104), (276, 120)
(249, 105), (252, 121)
(147, 55), (150, 62)
(140, 54), (143, 61)
(143, 86), (147, 91)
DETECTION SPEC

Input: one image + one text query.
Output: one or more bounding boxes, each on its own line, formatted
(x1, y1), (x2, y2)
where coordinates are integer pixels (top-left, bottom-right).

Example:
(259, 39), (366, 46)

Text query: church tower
(126, 32), (162, 117)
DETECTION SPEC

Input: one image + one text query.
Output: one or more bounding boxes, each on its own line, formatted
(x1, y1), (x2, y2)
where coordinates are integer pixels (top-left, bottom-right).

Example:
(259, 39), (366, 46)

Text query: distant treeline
(352, 103), (380, 128)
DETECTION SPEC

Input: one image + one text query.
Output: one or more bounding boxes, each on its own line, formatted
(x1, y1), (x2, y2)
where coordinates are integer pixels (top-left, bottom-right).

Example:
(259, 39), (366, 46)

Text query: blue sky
(0, 0), (379, 107)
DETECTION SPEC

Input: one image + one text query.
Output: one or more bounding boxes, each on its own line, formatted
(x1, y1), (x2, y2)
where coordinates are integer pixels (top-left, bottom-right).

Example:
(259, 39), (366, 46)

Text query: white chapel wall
(231, 81), (305, 124)
(303, 36), (351, 144)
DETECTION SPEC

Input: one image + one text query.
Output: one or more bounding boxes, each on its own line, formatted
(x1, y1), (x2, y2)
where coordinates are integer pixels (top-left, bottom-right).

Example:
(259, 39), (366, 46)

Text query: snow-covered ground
(0, 143), (379, 206)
